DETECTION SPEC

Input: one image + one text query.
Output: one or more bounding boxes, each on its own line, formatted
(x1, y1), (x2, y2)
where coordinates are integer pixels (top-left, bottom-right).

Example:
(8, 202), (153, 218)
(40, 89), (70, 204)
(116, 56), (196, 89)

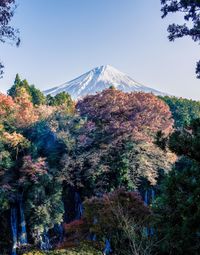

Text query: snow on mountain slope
(44, 65), (166, 100)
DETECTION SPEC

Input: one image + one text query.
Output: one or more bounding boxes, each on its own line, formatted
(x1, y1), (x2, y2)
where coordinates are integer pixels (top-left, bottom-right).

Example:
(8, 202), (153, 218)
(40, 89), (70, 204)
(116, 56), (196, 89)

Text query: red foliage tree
(77, 88), (173, 142)
(19, 156), (48, 184)
(84, 188), (150, 235)
(83, 189), (152, 254)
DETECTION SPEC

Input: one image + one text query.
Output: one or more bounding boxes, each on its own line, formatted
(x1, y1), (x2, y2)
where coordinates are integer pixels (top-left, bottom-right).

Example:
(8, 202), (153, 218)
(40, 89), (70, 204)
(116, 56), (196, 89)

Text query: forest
(1, 0), (200, 254)
(0, 75), (200, 255)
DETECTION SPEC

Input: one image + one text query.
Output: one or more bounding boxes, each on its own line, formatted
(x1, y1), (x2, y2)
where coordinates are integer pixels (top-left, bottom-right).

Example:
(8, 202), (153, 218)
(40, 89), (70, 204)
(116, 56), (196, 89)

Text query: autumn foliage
(19, 156), (48, 184)
(0, 89), (38, 128)
(0, 82), (178, 254)
(77, 88), (173, 141)
(83, 188), (150, 234)
(0, 93), (15, 119)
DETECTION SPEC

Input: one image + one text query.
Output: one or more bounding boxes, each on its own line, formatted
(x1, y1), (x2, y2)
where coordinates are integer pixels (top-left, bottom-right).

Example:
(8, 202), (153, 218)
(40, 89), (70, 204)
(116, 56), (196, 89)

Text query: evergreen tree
(8, 74), (46, 105)
(47, 92), (74, 109)
(7, 73), (22, 98)
(154, 119), (200, 254)
(29, 85), (46, 105)
(160, 96), (200, 128)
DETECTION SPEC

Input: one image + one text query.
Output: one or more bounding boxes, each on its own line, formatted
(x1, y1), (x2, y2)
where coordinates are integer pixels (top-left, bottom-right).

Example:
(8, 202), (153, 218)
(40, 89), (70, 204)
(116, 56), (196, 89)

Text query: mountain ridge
(44, 65), (167, 99)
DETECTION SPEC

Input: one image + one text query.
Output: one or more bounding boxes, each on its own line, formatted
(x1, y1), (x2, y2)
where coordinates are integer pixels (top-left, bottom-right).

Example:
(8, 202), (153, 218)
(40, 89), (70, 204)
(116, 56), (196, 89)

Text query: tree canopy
(161, 0), (200, 78)
(8, 74), (46, 105)
(0, 0), (20, 77)
(154, 119), (200, 254)
(161, 95), (200, 128)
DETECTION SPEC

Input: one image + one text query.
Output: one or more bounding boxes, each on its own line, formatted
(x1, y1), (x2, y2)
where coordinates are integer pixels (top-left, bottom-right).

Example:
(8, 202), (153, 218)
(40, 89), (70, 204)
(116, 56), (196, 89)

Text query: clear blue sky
(0, 0), (199, 99)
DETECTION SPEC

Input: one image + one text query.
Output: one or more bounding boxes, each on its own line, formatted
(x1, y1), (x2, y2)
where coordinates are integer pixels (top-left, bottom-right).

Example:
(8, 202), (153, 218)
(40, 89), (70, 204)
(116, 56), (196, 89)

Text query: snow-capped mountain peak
(44, 65), (166, 99)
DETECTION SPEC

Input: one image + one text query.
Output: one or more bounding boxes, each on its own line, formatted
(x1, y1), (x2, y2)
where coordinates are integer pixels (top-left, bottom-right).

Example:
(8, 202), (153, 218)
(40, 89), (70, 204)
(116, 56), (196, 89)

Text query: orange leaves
(14, 87), (39, 128)
(0, 93), (15, 120)
(0, 89), (41, 128)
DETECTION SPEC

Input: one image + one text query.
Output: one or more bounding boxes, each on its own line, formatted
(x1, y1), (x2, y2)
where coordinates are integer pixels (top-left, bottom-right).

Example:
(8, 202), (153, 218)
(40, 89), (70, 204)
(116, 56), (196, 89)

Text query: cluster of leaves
(160, 95), (200, 128)
(47, 92), (75, 113)
(161, 0), (200, 77)
(77, 88), (173, 142)
(0, 76), (74, 252)
(59, 89), (175, 196)
(0, 83), (176, 253)
(83, 189), (153, 255)
(154, 119), (200, 254)
(8, 74), (46, 105)
(0, 0), (20, 77)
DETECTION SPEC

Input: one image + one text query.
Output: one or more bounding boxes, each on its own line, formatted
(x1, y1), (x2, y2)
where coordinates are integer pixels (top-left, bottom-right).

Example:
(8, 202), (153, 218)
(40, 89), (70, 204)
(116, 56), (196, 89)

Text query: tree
(0, 0), (20, 77)
(154, 119), (200, 254)
(161, 0), (200, 78)
(18, 156), (64, 247)
(83, 189), (153, 255)
(58, 89), (175, 195)
(14, 87), (38, 128)
(8, 74), (46, 105)
(154, 157), (200, 254)
(7, 74), (23, 97)
(29, 85), (46, 105)
(0, 92), (16, 122)
(47, 92), (75, 114)
(77, 88), (173, 142)
(160, 96), (200, 128)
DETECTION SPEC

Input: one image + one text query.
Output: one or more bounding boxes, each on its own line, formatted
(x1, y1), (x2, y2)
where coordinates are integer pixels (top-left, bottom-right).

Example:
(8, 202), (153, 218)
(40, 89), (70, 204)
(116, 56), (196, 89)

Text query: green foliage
(0, 0), (20, 78)
(154, 157), (200, 254)
(161, 96), (200, 128)
(18, 156), (64, 241)
(26, 120), (66, 167)
(61, 133), (175, 195)
(161, 0), (200, 78)
(0, 87), (177, 253)
(168, 118), (200, 161)
(25, 179), (64, 234)
(0, 139), (13, 175)
(46, 92), (74, 113)
(154, 119), (200, 254)
(8, 74), (46, 105)
(0, 188), (10, 212)
(8, 74), (29, 98)
(29, 85), (46, 105)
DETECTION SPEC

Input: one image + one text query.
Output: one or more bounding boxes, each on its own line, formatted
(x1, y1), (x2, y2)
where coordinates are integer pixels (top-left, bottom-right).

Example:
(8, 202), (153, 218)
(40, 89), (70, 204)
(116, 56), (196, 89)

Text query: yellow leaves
(0, 124), (4, 132)
(2, 131), (30, 149)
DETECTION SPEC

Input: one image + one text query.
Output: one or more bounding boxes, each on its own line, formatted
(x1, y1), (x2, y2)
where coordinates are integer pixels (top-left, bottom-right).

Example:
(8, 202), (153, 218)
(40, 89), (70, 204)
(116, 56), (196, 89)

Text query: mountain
(44, 65), (166, 99)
